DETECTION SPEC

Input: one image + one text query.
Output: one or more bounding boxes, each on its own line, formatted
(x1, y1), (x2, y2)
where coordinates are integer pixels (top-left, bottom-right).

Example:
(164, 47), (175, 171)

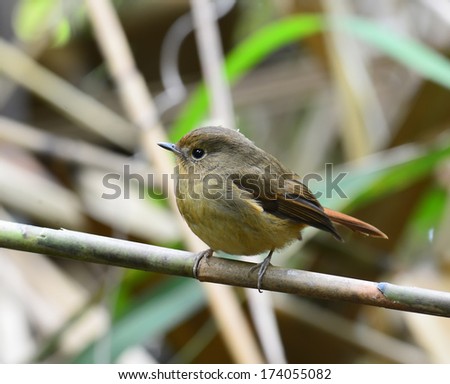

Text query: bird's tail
(324, 208), (388, 239)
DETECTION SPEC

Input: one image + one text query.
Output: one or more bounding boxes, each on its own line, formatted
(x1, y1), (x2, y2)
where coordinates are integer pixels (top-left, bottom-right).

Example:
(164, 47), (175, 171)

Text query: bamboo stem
(1, 220), (449, 318)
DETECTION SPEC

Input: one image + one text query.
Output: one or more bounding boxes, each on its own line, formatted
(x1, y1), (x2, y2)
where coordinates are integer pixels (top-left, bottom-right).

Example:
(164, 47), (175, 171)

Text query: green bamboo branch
(1, 219), (449, 318)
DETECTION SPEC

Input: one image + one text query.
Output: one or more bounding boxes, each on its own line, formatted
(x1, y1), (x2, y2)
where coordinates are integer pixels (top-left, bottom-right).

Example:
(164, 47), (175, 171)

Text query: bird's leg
(193, 248), (214, 279)
(249, 249), (274, 293)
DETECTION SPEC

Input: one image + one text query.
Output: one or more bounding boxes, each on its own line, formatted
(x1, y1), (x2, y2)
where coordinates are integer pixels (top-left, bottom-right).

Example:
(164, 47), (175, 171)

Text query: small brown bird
(159, 127), (387, 291)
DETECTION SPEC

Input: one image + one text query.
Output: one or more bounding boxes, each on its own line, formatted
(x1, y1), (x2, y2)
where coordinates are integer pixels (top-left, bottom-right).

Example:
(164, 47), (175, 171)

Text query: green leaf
(395, 186), (447, 263)
(73, 278), (205, 363)
(407, 186), (446, 236)
(334, 17), (450, 89)
(314, 142), (450, 211)
(170, 14), (450, 140)
(13, 0), (72, 46)
(169, 15), (325, 141)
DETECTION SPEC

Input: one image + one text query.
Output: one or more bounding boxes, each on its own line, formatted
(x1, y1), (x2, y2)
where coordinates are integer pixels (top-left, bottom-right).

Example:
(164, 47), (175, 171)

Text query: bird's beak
(157, 142), (182, 155)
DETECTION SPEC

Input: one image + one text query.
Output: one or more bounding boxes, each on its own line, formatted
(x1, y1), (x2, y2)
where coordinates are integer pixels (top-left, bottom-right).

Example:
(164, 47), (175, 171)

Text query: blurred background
(0, 0), (450, 364)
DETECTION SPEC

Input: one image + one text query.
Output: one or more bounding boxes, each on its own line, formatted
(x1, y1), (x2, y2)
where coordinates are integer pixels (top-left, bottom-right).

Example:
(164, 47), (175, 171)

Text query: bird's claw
(249, 256), (272, 293)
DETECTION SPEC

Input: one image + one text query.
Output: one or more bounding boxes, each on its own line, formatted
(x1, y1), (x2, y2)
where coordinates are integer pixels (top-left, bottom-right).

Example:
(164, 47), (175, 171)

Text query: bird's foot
(249, 249), (274, 292)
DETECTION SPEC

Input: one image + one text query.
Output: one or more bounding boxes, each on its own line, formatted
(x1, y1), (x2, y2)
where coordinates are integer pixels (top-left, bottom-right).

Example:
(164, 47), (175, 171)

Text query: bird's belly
(177, 195), (302, 256)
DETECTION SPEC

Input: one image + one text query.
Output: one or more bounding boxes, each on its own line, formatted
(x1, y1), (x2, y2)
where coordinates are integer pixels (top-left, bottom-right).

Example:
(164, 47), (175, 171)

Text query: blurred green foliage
(13, 0), (71, 46)
(171, 14), (450, 140)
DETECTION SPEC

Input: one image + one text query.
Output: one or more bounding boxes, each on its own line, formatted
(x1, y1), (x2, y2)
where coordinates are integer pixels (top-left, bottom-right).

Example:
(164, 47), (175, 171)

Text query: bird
(158, 126), (387, 291)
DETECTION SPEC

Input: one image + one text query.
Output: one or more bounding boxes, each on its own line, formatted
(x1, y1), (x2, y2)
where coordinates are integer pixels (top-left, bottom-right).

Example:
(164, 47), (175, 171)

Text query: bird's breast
(175, 177), (302, 255)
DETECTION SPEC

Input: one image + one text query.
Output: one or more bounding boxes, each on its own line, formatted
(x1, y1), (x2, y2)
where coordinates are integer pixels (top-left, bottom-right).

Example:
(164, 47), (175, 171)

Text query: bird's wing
(234, 174), (342, 240)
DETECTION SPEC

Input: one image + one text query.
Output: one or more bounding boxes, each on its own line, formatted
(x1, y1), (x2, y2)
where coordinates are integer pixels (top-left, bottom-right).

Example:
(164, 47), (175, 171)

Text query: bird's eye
(191, 148), (206, 160)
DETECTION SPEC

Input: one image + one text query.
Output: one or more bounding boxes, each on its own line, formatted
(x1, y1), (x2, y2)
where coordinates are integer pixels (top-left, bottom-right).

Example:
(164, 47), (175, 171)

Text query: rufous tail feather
(324, 208), (388, 239)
